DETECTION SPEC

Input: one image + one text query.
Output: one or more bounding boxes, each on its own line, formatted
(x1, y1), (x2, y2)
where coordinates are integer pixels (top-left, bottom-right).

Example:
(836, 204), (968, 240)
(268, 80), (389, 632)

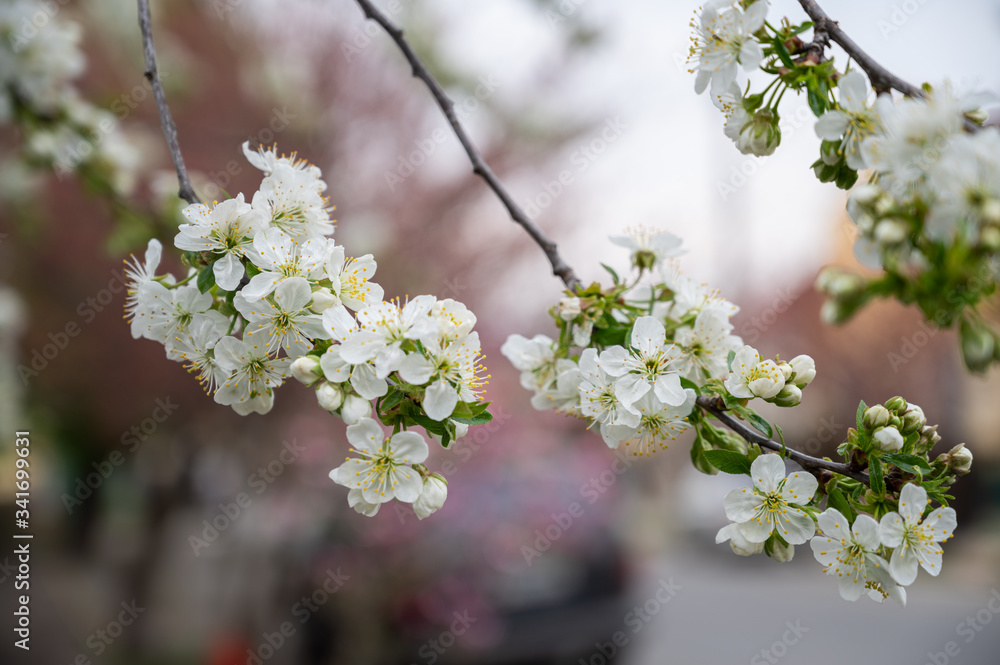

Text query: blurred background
(2, 0), (1000, 663)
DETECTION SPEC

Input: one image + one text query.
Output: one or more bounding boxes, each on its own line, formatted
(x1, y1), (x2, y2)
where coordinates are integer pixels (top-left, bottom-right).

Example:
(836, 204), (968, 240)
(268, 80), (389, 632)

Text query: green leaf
(601, 263), (620, 285)
(826, 486), (857, 523)
(679, 377), (701, 395)
(807, 86), (826, 116)
(380, 389), (405, 413)
(703, 450), (752, 475)
(689, 434), (718, 476)
(773, 38), (795, 69)
(869, 455), (886, 496)
(245, 261), (261, 278)
(856, 400), (867, 431)
(788, 21), (813, 36)
(451, 411), (493, 426)
(883, 452), (931, 475)
(411, 414), (447, 435)
(735, 406), (773, 439)
(197, 264), (216, 294)
(727, 350), (736, 372)
(774, 423), (786, 457)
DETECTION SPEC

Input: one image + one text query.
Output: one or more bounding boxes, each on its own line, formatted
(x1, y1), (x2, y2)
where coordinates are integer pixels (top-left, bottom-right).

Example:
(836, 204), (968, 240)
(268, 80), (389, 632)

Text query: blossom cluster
(0, 1), (141, 194)
(502, 228), (814, 458)
(816, 85), (1000, 371)
(687, 1), (1000, 371)
(719, 454), (957, 607)
(125, 143), (492, 518)
(504, 231), (971, 606)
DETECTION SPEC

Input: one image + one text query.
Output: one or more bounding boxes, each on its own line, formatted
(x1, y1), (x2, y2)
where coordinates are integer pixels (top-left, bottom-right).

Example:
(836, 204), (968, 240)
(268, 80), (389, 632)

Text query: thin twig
(796, 0), (923, 97)
(697, 396), (869, 485)
(350, 0), (581, 291)
(137, 0), (200, 205)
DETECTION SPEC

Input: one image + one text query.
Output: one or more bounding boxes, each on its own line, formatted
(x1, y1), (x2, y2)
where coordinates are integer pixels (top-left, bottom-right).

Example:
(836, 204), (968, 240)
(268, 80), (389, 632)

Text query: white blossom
(879, 483), (957, 586)
(174, 194), (268, 290)
(242, 228), (332, 301)
(235, 276), (328, 358)
(689, 0), (768, 98)
(599, 316), (687, 409)
(811, 509), (906, 606)
(413, 474), (448, 519)
(723, 454), (817, 545)
(212, 337), (292, 415)
(724, 344), (785, 399)
(329, 418), (428, 504)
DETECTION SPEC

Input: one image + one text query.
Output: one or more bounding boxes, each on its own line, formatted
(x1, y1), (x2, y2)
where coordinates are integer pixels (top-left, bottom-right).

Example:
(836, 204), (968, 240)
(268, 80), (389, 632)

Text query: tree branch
(353, 0), (874, 486)
(350, 0), (581, 291)
(696, 396), (870, 485)
(136, 0), (200, 205)
(796, 0), (923, 98)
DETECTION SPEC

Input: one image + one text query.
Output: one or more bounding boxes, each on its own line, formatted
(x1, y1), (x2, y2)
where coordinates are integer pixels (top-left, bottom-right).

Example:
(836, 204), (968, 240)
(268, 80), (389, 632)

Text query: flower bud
(884, 396), (907, 413)
(966, 108), (989, 125)
(413, 474), (448, 519)
(815, 268), (865, 298)
(900, 405), (926, 434)
(767, 538), (795, 563)
(429, 421), (471, 445)
(771, 384), (802, 407)
(739, 109), (781, 156)
(557, 296), (582, 321)
(959, 316), (996, 373)
(980, 226), (1000, 251)
(874, 218), (909, 244)
(874, 193), (896, 216)
(916, 424), (941, 454)
(873, 426), (904, 452)
(946, 444), (973, 475)
(850, 184), (882, 208)
(340, 394), (371, 424)
(982, 198), (1000, 225)
(788, 354), (816, 388)
(290, 355), (322, 386)
(863, 405), (891, 429)
(310, 287), (339, 313)
(776, 362), (793, 382)
(316, 382), (344, 411)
